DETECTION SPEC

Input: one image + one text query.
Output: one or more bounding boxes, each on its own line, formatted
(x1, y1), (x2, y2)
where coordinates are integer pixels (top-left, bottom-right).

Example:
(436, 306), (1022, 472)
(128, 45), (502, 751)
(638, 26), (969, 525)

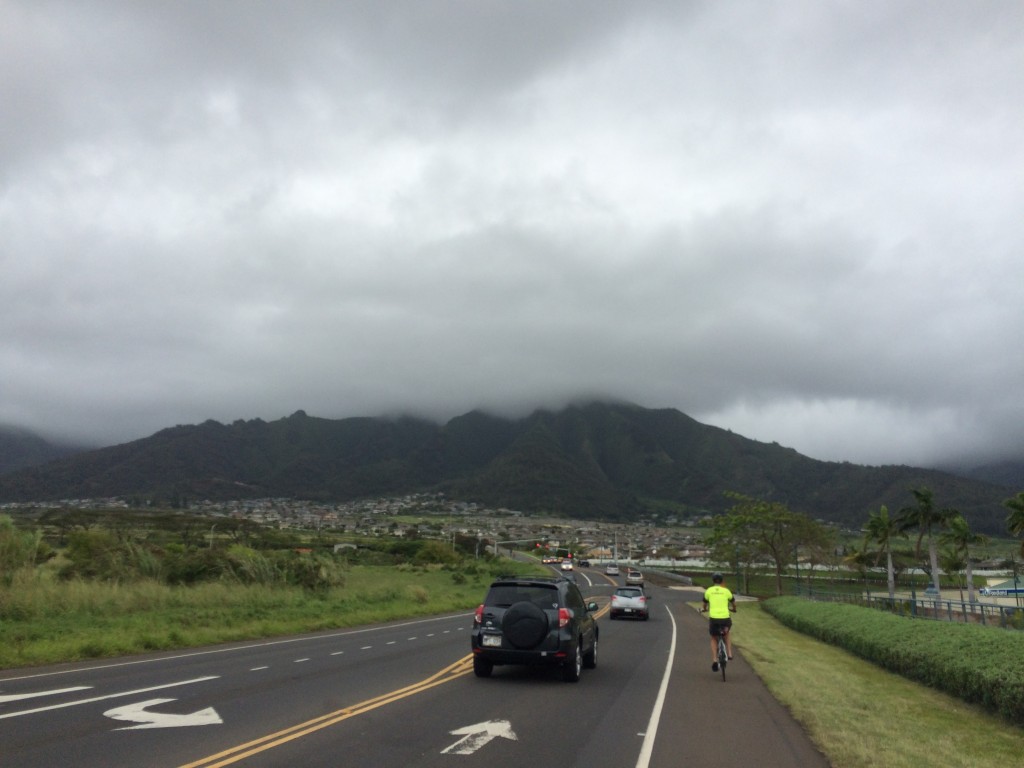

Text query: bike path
(650, 587), (831, 768)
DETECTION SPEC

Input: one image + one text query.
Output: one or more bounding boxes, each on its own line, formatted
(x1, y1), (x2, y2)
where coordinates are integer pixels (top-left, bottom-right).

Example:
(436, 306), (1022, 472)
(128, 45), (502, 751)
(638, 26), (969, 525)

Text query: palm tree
(940, 513), (988, 603)
(897, 487), (955, 595)
(862, 505), (903, 599)
(842, 543), (872, 591)
(938, 545), (968, 602)
(1005, 492), (1024, 556)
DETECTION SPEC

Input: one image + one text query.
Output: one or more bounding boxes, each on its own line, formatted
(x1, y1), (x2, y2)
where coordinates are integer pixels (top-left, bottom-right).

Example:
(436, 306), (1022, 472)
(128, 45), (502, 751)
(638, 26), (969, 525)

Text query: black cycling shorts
(708, 618), (732, 637)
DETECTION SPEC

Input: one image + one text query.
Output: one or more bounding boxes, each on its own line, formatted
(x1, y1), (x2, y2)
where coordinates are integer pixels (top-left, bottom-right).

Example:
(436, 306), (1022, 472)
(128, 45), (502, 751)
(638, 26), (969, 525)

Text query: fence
(792, 584), (1024, 630)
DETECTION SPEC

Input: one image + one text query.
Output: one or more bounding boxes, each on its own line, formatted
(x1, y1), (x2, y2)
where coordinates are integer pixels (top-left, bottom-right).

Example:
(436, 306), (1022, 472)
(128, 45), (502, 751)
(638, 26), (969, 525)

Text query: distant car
(560, 560), (574, 571)
(579, 560), (591, 568)
(610, 586), (649, 620)
(605, 563), (620, 576)
(626, 570), (644, 587)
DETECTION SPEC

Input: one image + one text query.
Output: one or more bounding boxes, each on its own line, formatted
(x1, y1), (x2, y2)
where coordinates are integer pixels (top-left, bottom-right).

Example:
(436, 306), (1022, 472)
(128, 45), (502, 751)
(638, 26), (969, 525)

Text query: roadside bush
(763, 597), (1024, 726)
(222, 546), (280, 585)
(413, 540), (459, 565)
(163, 548), (231, 584)
(0, 516), (43, 586)
(274, 551), (346, 592)
(60, 530), (165, 582)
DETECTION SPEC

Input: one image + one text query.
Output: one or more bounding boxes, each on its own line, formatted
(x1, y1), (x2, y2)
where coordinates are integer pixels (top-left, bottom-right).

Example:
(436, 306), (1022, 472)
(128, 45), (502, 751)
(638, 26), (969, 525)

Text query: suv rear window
(485, 584), (559, 609)
(615, 588), (643, 598)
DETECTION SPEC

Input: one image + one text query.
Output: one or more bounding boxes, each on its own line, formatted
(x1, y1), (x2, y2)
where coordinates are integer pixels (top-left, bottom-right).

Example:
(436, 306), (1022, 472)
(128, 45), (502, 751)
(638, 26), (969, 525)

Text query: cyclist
(702, 572), (736, 672)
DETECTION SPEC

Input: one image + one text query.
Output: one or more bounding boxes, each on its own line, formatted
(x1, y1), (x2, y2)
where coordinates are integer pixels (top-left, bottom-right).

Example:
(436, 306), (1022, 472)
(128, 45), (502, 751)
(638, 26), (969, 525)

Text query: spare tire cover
(502, 601), (550, 649)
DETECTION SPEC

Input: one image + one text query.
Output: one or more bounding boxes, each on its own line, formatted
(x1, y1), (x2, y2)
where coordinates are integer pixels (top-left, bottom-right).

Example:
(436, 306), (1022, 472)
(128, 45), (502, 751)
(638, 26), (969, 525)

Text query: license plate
(482, 634), (502, 647)
(624, 608), (633, 613)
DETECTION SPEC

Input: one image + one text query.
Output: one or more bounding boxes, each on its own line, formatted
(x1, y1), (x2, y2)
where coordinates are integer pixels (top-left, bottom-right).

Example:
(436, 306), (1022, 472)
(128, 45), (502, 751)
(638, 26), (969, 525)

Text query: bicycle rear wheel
(718, 639), (728, 681)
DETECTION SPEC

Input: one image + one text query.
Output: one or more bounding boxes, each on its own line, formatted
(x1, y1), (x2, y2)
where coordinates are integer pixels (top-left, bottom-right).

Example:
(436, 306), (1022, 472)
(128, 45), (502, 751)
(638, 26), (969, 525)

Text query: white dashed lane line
(243, 621), (468, 673)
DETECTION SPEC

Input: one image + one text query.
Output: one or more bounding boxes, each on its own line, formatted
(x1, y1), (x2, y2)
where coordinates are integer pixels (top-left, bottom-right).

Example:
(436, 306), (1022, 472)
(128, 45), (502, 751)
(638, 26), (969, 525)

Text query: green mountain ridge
(0, 403), (1017, 533)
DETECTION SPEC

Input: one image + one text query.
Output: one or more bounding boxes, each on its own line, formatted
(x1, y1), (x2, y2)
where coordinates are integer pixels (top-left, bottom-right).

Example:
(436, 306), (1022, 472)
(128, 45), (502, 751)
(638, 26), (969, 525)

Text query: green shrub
(413, 540), (459, 565)
(0, 516), (43, 586)
(408, 585), (429, 604)
(763, 597), (1024, 725)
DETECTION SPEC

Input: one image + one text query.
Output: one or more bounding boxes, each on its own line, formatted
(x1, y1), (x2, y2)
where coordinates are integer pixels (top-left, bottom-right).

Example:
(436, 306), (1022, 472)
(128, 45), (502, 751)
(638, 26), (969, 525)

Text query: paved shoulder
(650, 589), (830, 768)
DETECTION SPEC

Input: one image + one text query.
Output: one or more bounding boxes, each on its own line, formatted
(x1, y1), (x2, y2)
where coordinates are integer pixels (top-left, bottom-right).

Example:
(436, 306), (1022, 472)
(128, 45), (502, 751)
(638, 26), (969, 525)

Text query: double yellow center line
(180, 655), (475, 767)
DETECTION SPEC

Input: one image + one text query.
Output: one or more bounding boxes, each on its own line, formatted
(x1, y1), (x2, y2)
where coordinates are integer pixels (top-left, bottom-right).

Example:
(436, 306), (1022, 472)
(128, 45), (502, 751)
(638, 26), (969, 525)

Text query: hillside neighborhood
(2, 492), (722, 566)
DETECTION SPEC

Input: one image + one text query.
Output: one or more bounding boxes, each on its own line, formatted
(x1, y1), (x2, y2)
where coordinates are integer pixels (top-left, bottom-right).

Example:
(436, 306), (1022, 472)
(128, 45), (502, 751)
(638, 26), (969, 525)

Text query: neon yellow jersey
(703, 584), (734, 619)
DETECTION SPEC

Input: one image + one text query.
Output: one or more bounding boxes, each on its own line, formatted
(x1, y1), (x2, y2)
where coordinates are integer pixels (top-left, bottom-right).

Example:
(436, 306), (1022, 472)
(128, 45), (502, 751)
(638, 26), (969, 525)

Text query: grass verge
(737, 603), (1024, 768)
(0, 561), (543, 669)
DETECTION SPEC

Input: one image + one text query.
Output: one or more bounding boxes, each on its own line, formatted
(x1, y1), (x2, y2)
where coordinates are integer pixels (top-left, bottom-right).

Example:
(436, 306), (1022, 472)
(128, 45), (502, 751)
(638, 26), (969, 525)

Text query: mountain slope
(0, 404), (1015, 534)
(0, 426), (85, 475)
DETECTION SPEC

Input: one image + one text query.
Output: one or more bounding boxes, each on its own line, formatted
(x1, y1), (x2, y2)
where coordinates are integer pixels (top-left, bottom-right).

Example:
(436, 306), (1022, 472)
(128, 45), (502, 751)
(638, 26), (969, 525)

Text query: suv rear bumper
(472, 645), (570, 665)
(471, 631), (572, 665)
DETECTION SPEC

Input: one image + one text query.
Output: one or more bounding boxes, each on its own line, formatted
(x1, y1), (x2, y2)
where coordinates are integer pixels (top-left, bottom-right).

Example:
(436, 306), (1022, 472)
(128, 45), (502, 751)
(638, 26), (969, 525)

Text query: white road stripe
(0, 686), (91, 704)
(635, 606), (677, 768)
(0, 677), (219, 720)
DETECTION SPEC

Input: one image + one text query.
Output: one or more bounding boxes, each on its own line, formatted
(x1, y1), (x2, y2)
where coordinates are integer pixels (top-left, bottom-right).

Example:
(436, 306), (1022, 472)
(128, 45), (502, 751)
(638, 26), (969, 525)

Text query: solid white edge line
(635, 604), (677, 768)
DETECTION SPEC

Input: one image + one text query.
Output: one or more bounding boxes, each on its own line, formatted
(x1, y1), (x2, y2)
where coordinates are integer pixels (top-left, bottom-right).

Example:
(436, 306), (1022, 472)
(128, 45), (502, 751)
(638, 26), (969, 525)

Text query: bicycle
(714, 626), (729, 681)
(701, 608), (733, 682)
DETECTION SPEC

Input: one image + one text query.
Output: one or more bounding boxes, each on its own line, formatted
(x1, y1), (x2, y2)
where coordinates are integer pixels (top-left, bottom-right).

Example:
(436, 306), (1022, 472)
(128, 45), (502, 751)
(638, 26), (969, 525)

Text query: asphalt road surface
(0, 569), (829, 767)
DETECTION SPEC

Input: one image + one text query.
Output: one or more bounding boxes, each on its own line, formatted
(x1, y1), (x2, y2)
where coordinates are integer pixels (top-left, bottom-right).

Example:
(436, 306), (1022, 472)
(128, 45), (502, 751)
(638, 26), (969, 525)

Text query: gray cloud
(2, 1), (1023, 470)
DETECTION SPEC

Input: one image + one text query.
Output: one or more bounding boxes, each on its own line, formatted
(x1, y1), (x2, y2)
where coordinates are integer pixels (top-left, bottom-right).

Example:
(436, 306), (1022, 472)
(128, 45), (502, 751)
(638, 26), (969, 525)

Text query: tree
(707, 493), (831, 595)
(897, 487), (956, 595)
(939, 545), (968, 602)
(706, 511), (761, 594)
(1005, 491), (1024, 556)
(862, 505), (904, 599)
(798, 520), (839, 589)
(842, 543), (872, 590)
(940, 513), (988, 603)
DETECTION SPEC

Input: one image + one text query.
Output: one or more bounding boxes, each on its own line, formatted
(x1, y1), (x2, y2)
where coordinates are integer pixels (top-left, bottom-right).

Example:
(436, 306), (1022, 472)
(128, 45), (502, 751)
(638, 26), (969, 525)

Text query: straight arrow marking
(442, 720), (517, 755)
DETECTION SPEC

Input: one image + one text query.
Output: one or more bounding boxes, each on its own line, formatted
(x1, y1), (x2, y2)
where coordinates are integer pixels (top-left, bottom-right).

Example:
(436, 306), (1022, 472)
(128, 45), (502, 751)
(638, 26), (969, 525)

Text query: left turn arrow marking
(104, 698), (223, 730)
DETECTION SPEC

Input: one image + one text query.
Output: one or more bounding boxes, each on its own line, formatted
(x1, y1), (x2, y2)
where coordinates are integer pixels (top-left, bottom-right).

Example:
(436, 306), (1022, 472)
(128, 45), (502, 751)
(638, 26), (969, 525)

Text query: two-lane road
(0, 575), (828, 767)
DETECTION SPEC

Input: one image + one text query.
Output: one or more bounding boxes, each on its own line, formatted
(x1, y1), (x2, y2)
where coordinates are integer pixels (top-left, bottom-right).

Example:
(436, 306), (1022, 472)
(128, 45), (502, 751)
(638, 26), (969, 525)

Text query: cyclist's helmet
(712, 572), (724, 583)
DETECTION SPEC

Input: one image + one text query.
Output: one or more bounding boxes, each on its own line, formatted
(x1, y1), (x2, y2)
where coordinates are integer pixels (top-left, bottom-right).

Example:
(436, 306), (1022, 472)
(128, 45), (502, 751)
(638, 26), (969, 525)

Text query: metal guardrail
(793, 585), (1024, 630)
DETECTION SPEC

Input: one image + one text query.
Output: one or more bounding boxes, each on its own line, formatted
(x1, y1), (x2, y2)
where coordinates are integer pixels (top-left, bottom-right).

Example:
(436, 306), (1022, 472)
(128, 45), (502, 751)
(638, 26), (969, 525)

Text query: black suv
(471, 575), (599, 682)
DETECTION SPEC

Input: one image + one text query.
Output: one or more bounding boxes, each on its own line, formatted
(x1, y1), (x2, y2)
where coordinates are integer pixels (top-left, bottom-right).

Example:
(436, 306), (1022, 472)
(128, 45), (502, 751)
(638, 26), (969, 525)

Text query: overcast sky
(3, 1), (1022, 469)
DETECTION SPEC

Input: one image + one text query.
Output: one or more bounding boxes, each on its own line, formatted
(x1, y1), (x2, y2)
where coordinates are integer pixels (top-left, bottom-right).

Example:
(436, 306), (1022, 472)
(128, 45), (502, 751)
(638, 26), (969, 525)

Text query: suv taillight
(558, 608), (571, 628)
(474, 604), (484, 625)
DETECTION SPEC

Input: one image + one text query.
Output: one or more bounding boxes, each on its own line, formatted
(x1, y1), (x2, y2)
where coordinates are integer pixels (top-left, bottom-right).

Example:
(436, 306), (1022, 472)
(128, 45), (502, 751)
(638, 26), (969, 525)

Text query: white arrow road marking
(0, 676), (218, 720)
(441, 720), (517, 755)
(0, 686), (92, 704)
(104, 698), (223, 730)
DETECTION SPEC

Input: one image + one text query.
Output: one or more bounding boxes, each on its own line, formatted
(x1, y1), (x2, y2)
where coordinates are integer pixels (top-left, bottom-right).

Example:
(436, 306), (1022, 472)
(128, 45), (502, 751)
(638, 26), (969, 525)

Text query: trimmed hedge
(762, 596), (1024, 726)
